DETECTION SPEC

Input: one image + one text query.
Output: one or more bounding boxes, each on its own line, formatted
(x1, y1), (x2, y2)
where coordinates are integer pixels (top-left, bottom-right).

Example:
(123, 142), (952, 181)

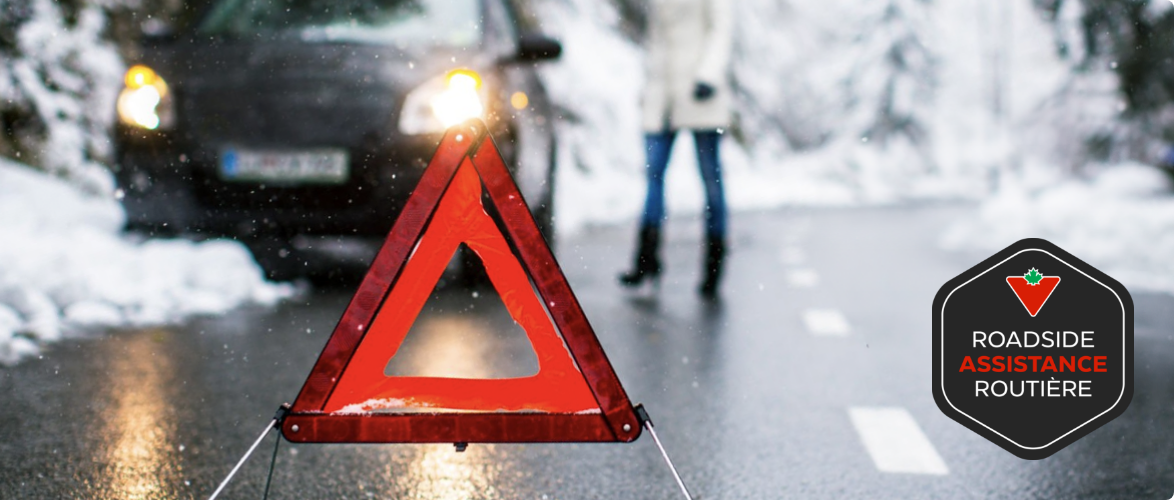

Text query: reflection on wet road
(96, 331), (180, 499)
(3, 205), (1174, 499)
(386, 291), (539, 379)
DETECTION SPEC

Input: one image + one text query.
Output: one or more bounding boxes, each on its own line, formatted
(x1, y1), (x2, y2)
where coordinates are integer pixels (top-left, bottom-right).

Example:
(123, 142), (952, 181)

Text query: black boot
(698, 235), (726, 298)
(618, 226), (662, 287)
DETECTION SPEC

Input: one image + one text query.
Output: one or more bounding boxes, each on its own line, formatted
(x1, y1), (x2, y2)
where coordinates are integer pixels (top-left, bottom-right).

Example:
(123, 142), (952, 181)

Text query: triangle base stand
(206, 403), (697, 500)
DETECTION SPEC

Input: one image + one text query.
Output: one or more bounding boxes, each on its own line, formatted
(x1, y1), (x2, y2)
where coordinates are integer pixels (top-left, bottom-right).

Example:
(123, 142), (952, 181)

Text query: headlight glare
(398, 69), (486, 135)
(117, 64), (173, 130)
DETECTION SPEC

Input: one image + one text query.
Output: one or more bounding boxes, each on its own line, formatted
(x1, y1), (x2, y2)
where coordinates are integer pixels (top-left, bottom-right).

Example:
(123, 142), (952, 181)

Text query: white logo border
(939, 248), (1127, 451)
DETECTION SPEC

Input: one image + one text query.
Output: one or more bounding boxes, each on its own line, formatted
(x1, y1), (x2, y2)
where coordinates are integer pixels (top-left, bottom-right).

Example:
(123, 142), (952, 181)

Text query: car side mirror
(515, 34), (562, 62)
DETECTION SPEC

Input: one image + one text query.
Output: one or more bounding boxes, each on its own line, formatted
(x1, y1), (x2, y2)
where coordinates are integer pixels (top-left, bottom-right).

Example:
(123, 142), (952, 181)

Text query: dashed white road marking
(848, 407), (949, 475)
(802, 308), (850, 336)
(786, 268), (819, 288)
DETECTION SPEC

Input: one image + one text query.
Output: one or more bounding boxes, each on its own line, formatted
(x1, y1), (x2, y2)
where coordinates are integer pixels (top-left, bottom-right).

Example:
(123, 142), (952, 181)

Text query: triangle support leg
(635, 404), (694, 500)
(207, 404), (289, 500)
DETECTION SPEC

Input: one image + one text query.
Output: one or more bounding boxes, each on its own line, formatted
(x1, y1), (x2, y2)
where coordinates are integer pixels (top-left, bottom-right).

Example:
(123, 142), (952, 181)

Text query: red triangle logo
(1007, 274), (1060, 317)
(282, 121), (641, 444)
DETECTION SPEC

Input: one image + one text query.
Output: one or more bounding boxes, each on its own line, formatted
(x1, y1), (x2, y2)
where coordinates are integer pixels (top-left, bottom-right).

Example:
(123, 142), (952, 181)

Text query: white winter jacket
(641, 0), (733, 132)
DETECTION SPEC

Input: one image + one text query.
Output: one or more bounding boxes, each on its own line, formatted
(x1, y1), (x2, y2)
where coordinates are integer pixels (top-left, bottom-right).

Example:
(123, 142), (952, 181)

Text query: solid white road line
(786, 268), (820, 288)
(802, 308), (850, 336)
(848, 407), (949, 475)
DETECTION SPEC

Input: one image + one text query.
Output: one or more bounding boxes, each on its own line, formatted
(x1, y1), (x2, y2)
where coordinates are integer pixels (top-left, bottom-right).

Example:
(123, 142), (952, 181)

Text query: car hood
(143, 39), (488, 149)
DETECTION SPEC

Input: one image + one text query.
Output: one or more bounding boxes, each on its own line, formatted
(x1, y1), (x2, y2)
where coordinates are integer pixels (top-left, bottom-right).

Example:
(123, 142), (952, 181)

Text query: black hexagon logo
(932, 238), (1133, 460)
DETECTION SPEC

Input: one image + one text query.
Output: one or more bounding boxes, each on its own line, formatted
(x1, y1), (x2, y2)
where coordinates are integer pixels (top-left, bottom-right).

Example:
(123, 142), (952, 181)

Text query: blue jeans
(640, 129), (727, 237)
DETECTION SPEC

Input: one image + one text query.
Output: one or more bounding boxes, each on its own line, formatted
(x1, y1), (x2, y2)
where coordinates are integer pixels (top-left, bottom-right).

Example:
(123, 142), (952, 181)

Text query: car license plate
(220, 148), (349, 184)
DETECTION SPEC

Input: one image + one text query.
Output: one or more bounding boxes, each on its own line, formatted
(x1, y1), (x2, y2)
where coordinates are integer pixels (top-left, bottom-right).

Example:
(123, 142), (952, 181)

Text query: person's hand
(693, 82), (716, 101)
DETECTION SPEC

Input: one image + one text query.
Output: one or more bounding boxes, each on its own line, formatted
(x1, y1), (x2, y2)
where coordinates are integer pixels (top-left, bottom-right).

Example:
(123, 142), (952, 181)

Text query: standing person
(618, 0), (733, 298)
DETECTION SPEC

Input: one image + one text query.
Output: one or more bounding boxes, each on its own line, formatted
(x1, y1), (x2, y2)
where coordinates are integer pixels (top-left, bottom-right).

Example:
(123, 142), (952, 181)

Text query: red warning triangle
(282, 121), (641, 444)
(1007, 275), (1060, 317)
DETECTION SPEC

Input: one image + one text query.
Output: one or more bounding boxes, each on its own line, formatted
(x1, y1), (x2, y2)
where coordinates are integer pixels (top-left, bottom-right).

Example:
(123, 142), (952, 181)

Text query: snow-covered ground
(943, 163), (1174, 295)
(0, 159), (293, 365)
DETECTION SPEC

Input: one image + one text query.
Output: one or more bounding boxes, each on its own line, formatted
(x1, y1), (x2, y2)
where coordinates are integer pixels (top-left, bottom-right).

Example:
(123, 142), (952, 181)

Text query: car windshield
(197, 0), (481, 47)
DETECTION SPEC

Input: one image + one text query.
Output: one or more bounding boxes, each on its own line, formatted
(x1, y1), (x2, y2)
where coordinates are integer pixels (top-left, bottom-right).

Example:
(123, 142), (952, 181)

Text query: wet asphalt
(3, 204), (1174, 499)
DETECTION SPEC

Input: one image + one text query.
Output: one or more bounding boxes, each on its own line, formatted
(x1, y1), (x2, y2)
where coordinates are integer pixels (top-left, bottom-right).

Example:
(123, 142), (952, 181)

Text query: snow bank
(942, 163), (1174, 294)
(535, 0), (647, 233)
(0, 158), (293, 365)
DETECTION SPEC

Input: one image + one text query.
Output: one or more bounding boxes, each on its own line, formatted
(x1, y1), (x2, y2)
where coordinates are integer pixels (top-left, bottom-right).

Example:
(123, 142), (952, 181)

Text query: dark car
(113, 0), (562, 280)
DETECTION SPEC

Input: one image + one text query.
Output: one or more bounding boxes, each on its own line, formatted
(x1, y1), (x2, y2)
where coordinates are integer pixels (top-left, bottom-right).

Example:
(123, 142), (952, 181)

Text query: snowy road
(3, 204), (1174, 499)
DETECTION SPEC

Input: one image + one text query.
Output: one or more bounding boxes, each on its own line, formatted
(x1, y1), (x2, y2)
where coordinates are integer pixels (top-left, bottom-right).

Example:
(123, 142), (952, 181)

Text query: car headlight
(116, 64), (174, 130)
(398, 69), (486, 135)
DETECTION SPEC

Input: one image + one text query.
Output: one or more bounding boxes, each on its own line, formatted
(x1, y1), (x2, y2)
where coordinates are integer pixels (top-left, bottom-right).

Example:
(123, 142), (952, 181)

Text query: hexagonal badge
(932, 238), (1133, 460)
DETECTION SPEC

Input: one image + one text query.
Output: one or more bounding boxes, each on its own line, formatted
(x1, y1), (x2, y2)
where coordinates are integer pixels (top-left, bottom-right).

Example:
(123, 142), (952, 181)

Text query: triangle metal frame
(281, 121), (641, 444)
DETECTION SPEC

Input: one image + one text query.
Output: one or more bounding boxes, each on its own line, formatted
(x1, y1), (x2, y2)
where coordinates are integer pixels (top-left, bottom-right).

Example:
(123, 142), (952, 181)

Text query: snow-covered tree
(1033, 0), (1174, 166)
(843, 0), (936, 155)
(0, 0), (127, 195)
